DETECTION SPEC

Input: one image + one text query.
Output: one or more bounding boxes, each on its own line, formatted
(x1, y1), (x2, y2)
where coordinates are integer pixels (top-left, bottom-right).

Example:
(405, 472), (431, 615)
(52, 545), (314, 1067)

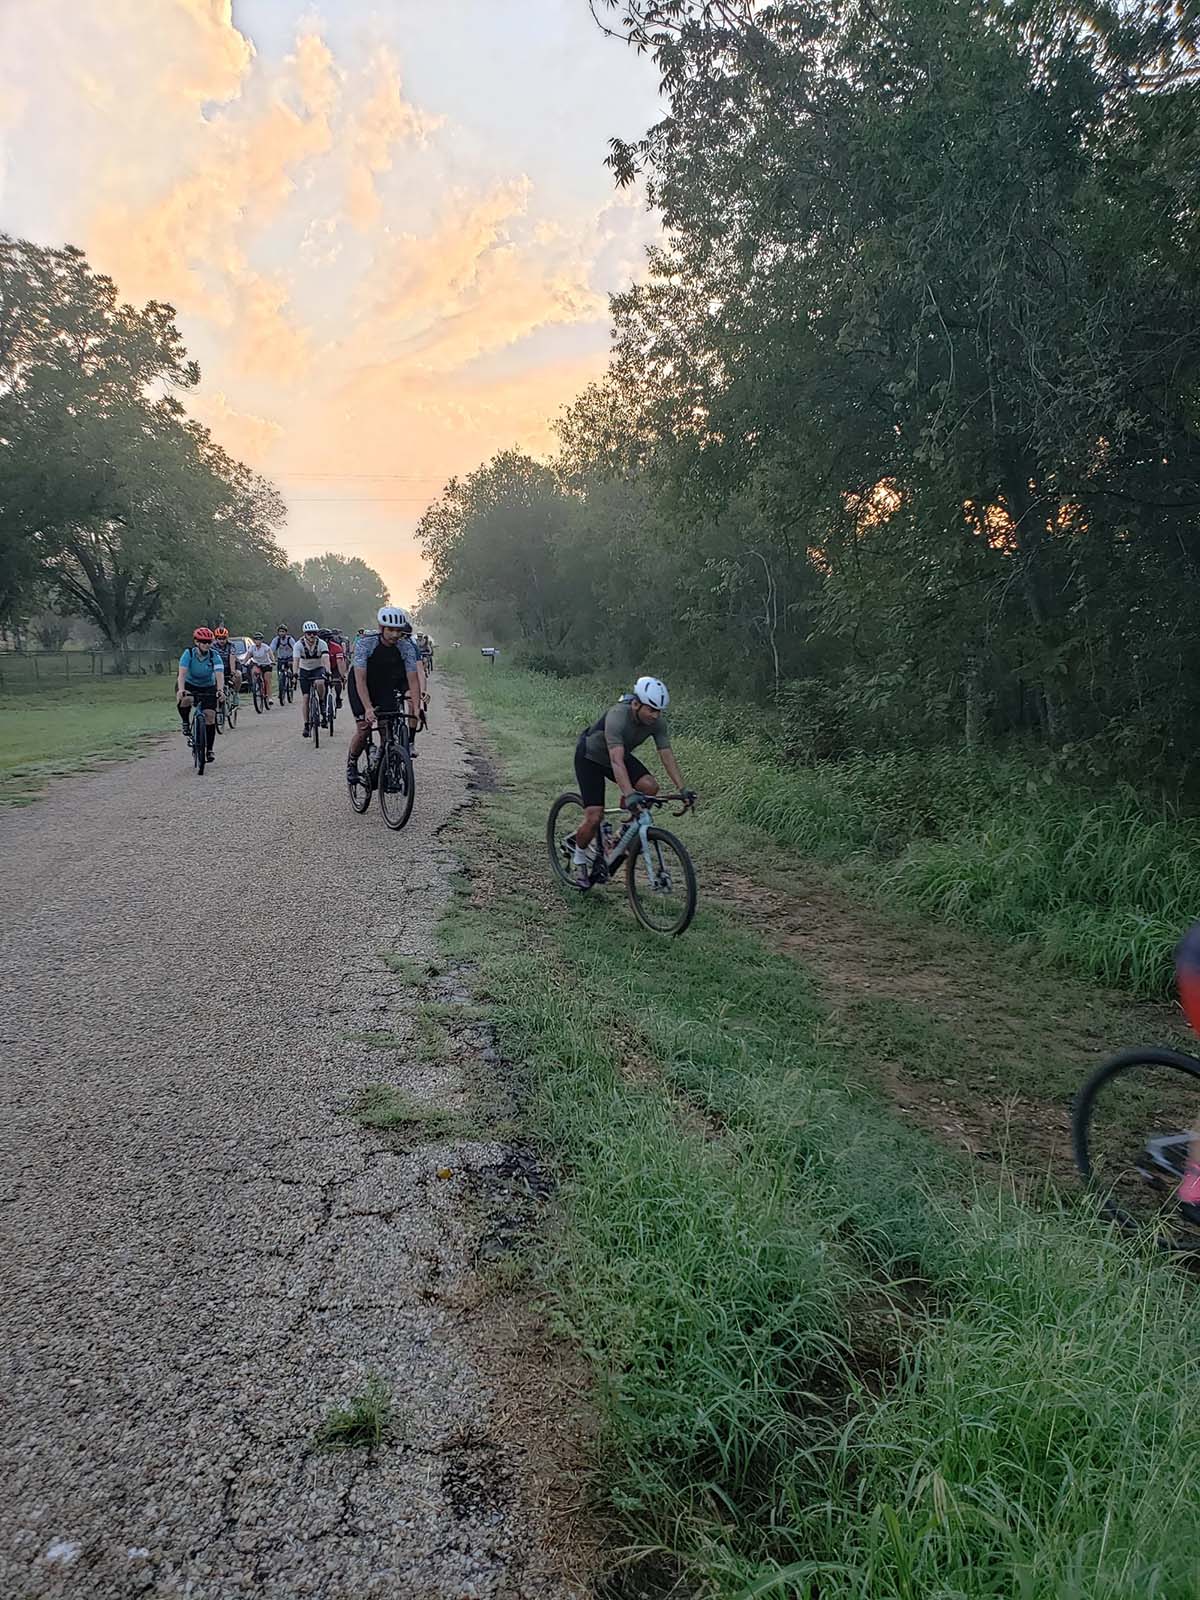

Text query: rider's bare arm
(660, 748), (684, 790)
(406, 668), (422, 724)
(608, 746), (634, 798)
(354, 665), (374, 721)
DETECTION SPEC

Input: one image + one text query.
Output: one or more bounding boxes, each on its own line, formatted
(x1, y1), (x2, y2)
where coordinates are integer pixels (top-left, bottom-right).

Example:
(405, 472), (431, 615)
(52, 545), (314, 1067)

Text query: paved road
(0, 680), (572, 1599)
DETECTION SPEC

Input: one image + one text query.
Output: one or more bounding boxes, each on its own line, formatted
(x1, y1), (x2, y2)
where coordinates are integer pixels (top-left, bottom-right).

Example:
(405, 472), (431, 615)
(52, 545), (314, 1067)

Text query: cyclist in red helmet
(176, 626), (225, 767)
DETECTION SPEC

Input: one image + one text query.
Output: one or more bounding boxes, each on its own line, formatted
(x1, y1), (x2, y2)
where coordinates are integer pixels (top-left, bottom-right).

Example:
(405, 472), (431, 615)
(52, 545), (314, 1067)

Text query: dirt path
(713, 862), (1193, 1179)
(0, 680), (585, 1600)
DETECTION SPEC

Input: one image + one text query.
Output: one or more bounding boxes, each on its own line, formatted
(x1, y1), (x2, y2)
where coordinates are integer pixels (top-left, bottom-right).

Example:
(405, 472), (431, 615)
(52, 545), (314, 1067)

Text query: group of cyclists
(176, 607), (435, 786)
(177, 613), (696, 883)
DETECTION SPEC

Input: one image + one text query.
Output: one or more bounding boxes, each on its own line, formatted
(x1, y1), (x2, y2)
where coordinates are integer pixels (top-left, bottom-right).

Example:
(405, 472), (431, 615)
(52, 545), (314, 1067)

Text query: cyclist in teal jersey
(176, 626), (225, 764)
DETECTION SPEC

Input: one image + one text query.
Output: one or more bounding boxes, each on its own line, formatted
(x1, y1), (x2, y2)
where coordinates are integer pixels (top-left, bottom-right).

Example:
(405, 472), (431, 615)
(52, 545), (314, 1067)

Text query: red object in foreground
(1175, 919), (1200, 1036)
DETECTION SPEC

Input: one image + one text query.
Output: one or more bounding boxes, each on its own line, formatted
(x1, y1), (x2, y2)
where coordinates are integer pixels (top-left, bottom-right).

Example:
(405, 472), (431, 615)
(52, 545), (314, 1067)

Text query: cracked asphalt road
(0, 677), (577, 1599)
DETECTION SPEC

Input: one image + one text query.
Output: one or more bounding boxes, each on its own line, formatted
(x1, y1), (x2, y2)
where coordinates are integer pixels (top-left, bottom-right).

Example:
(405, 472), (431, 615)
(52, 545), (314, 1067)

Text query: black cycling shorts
(182, 682), (218, 712)
(349, 677), (406, 722)
(574, 733), (649, 809)
(299, 667), (326, 698)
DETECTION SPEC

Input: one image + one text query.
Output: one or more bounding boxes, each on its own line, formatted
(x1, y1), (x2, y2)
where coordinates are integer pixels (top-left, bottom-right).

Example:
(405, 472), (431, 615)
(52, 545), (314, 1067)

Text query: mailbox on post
(480, 647), (499, 667)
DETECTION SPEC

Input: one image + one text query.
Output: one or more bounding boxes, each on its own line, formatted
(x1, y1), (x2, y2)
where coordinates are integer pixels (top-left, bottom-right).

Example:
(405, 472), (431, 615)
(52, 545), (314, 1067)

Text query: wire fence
(0, 648), (180, 691)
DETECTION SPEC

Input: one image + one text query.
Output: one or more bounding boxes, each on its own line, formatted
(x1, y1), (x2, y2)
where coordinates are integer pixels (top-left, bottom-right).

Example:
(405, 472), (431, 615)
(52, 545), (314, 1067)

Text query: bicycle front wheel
(379, 742), (414, 829)
(226, 694), (238, 729)
(252, 680), (264, 714)
(349, 744), (373, 813)
(1072, 1047), (1200, 1251)
(546, 792), (585, 890)
(192, 710), (207, 775)
(625, 826), (696, 936)
(309, 688), (321, 749)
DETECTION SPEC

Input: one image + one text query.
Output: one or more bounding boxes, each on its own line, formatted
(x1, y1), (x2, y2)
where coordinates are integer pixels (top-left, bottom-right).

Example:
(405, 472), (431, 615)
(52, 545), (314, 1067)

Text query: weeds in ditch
(347, 1083), (471, 1138)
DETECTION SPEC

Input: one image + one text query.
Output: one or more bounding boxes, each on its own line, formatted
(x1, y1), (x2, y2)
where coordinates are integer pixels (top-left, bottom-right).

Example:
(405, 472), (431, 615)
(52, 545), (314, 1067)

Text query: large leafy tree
(418, 452), (588, 653)
(0, 235), (291, 656)
(296, 553), (388, 630)
(583, 0), (1200, 753)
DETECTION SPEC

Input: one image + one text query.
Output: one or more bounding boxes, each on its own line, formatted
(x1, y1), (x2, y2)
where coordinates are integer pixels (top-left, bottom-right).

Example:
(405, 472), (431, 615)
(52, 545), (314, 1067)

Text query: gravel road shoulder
(0, 676), (590, 1599)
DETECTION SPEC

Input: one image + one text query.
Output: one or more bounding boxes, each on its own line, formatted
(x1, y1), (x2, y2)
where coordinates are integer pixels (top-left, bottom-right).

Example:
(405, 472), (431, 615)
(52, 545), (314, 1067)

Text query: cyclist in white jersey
(294, 622), (331, 738)
(239, 634), (275, 706)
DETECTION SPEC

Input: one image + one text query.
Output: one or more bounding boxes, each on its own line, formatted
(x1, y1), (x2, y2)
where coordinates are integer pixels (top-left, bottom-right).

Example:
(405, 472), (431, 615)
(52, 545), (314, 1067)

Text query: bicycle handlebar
(609, 792), (696, 819)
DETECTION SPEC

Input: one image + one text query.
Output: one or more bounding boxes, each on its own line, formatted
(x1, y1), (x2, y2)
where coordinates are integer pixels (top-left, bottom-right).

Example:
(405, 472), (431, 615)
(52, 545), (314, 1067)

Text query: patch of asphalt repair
(0, 676), (589, 1599)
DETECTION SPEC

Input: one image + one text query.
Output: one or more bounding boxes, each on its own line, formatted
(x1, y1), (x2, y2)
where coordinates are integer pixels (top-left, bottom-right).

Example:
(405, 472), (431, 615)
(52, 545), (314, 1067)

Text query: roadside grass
(312, 1375), (397, 1452)
(441, 660), (1200, 1596)
(0, 676), (175, 803)
(446, 657), (1198, 997)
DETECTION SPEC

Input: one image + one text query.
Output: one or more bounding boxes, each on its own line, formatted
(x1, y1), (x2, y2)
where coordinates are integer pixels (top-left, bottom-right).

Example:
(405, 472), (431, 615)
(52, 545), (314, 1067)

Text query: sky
(0, 0), (663, 605)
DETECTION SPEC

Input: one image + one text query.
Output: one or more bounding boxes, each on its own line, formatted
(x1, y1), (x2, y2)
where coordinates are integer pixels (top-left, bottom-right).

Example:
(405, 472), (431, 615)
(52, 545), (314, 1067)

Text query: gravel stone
(0, 680), (582, 1599)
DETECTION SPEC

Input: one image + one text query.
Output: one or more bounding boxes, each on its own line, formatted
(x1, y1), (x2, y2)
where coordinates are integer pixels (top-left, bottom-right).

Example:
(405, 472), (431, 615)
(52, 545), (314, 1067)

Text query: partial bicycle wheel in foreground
(1073, 1046), (1200, 1252)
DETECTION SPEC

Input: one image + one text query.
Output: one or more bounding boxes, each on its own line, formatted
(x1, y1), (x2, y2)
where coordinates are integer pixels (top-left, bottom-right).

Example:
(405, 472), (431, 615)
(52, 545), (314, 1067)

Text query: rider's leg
(262, 668), (272, 706)
(575, 804), (605, 851)
(203, 707), (217, 753)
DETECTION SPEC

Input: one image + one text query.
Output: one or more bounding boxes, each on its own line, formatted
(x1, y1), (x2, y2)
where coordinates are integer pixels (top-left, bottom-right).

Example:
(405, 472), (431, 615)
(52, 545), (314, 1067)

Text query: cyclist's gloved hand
(682, 788), (697, 805)
(622, 792), (645, 811)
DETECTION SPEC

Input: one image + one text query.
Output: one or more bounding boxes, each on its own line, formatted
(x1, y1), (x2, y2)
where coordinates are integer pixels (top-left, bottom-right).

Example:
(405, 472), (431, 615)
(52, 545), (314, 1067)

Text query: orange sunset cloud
(0, 0), (661, 603)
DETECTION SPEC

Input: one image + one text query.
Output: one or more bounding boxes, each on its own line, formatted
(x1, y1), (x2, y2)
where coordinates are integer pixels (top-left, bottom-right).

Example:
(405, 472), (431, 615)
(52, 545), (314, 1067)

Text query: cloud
(344, 45), (443, 230)
(189, 389), (284, 460)
(0, 0), (661, 599)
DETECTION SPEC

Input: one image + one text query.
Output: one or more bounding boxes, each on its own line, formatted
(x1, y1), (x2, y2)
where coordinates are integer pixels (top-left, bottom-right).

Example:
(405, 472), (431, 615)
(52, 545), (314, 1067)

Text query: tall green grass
(448, 657), (1199, 995)
(0, 676), (174, 802)
(442, 713), (1200, 1596)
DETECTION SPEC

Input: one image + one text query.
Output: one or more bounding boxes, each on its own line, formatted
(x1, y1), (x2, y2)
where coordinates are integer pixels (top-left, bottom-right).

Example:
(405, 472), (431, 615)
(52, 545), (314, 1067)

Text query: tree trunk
(1003, 470), (1061, 745)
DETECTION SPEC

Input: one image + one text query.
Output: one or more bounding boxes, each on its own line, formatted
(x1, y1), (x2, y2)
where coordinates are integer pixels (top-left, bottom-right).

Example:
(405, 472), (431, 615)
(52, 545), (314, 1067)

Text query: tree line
(420, 0), (1200, 786)
(0, 235), (387, 659)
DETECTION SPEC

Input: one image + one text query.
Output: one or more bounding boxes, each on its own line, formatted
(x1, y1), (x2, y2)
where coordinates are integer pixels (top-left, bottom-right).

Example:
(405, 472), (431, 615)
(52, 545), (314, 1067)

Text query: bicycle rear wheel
(1072, 1047), (1200, 1251)
(546, 792), (586, 890)
(625, 826), (696, 936)
(379, 738), (414, 829)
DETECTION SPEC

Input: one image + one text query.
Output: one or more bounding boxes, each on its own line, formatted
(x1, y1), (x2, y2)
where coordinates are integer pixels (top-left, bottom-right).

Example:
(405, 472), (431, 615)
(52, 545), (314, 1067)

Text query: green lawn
(0, 676), (176, 803)
(441, 655), (1200, 1599)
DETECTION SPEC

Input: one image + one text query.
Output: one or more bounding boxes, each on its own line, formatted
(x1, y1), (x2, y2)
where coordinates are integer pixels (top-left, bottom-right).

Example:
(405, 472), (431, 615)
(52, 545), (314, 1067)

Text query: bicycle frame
(594, 798), (687, 890)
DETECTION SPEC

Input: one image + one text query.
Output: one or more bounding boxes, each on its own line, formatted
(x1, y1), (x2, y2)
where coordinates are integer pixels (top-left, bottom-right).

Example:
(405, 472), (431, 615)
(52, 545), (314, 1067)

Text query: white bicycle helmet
(632, 674), (669, 710)
(302, 619), (319, 634)
(377, 605), (411, 630)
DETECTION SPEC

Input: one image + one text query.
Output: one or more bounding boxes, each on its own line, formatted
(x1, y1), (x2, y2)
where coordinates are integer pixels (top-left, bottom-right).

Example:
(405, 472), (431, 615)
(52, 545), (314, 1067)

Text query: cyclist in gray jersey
(571, 675), (691, 889)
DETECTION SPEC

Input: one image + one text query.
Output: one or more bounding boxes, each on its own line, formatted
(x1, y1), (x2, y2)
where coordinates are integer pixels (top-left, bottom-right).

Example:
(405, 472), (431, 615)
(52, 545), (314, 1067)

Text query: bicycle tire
(625, 826), (697, 936)
(546, 792), (585, 889)
(1072, 1046), (1200, 1248)
(192, 708), (207, 775)
(349, 744), (373, 813)
(326, 689), (336, 737)
(379, 741), (415, 829)
(252, 680), (264, 714)
(310, 687), (321, 749)
(227, 697), (238, 729)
